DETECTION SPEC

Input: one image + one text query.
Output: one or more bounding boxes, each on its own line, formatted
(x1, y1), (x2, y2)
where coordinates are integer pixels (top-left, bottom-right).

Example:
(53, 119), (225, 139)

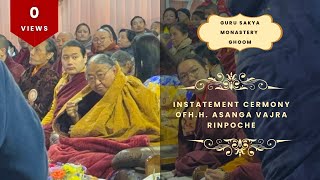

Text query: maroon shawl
(5, 56), (25, 83)
(54, 72), (87, 118)
(216, 48), (237, 75)
(51, 55), (63, 77)
(14, 48), (30, 69)
(48, 135), (150, 179)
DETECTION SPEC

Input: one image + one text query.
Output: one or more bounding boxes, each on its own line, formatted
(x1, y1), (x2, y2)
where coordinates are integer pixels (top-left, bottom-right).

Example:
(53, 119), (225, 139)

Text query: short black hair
(45, 38), (58, 64)
(119, 29), (136, 42)
(163, 8), (178, 19)
(130, 16), (146, 26)
(171, 22), (189, 35)
(192, 11), (206, 20)
(195, 44), (220, 65)
(62, 40), (87, 57)
(75, 23), (91, 34)
(176, 53), (207, 73)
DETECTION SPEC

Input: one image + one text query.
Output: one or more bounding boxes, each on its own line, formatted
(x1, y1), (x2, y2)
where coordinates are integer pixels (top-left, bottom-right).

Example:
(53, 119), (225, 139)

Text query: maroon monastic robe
(216, 48), (237, 75)
(14, 48), (30, 69)
(51, 54), (63, 77)
(54, 72), (88, 117)
(5, 56), (25, 83)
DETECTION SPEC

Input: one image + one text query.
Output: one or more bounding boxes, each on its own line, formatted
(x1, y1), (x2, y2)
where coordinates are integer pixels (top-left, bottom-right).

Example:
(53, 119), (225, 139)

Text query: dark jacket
(0, 61), (48, 179)
(19, 63), (59, 120)
(4, 56), (25, 83)
(231, 0), (320, 179)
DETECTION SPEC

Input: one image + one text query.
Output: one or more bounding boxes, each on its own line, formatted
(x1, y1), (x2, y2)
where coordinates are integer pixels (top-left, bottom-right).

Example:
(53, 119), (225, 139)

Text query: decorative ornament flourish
(190, 138), (291, 157)
(181, 73), (282, 91)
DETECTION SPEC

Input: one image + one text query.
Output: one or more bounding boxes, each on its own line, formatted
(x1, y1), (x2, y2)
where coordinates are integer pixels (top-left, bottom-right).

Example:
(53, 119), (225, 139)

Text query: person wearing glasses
(48, 54), (160, 178)
(91, 28), (119, 56)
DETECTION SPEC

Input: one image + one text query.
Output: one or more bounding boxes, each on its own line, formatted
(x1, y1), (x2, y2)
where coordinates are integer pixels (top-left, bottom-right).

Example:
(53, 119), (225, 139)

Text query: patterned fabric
(19, 63), (59, 120)
(145, 75), (188, 145)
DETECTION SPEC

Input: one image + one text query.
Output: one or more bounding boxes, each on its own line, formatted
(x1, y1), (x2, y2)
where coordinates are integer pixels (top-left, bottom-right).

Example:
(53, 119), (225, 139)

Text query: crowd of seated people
(0, 1), (264, 179)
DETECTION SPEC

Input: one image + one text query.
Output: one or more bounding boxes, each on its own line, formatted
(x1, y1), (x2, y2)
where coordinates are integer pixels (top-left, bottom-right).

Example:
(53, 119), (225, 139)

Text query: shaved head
(56, 32), (74, 52)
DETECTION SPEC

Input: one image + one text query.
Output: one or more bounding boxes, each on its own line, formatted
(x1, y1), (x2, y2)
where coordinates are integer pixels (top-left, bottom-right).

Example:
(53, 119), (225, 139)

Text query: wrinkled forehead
(86, 62), (111, 74)
(94, 31), (111, 38)
(57, 33), (73, 40)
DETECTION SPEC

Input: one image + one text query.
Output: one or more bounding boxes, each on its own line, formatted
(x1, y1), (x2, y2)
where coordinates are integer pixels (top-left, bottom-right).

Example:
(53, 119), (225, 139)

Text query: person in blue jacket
(228, 0), (320, 180)
(0, 61), (48, 179)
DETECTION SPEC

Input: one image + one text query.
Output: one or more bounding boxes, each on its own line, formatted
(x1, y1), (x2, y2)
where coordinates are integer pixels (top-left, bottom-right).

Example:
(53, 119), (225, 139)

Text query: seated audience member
(150, 21), (163, 39)
(52, 32), (74, 76)
(110, 50), (135, 76)
(0, 35), (25, 83)
(0, 61), (48, 180)
(48, 54), (160, 179)
(174, 54), (245, 176)
(203, 2), (219, 18)
(92, 29), (119, 55)
(177, 8), (191, 24)
(75, 23), (92, 52)
(191, 11), (206, 27)
(117, 29), (136, 56)
(42, 40), (88, 127)
(19, 38), (59, 119)
(7, 40), (18, 59)
(131, 34), (160, 82)
(130, 16), (151, 34)
(169, 22), (194, 61)
(14, 38), (31, 69)
(100, 24), (118, 42)
(163, 8), (178, 34)
(56, 32), (74, 54)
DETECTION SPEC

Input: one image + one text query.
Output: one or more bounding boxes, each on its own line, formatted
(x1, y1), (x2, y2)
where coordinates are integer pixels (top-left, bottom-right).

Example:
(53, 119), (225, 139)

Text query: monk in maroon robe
(42, 40), (89, 149)
(4, 56), (25, 83)
(0, 36), (25, 83)
(52, 32), (74, 77)
(14, 38), (31, 69)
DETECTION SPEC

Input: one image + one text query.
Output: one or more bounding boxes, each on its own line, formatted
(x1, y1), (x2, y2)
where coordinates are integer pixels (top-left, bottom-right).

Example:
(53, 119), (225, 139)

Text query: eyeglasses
(86, 67), (113, 83)
(178, 67), (200, 82)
